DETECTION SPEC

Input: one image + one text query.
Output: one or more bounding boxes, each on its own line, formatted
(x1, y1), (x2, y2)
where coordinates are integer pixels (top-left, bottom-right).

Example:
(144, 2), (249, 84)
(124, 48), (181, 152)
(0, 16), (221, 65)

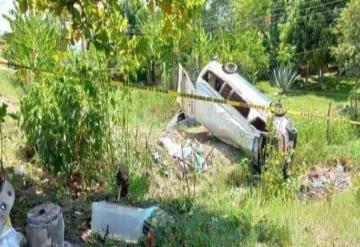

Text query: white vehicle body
(177, 61), (297, 167)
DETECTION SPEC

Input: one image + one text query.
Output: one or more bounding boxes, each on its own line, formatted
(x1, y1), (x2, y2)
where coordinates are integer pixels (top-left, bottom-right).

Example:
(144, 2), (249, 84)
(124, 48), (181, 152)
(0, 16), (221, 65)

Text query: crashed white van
(177, 61), (297, 175)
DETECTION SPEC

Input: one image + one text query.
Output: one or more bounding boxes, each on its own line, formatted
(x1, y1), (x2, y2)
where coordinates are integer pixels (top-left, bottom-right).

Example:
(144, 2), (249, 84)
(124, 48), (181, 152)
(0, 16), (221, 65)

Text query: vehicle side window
(251, 117), (267, 132)
(219, 83), (232, 99)
(203, 71), (250, 119)
(228, 92), (250, 118)
(203, 71), (224, 92)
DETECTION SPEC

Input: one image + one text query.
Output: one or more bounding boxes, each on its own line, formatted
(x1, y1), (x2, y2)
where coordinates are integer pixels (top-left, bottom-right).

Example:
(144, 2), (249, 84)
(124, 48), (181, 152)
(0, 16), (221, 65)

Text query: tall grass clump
(292, 116), (358, 165)
(259, 149), (300, 202)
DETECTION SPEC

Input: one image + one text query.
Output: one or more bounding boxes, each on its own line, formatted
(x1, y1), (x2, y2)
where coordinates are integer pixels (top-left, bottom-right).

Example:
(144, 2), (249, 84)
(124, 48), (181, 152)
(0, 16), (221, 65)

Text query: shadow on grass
(152, 198), (291, 247)
(7, 163), (291, 247)
(6, 166), (114, 245)
(289, 75), (356, 102)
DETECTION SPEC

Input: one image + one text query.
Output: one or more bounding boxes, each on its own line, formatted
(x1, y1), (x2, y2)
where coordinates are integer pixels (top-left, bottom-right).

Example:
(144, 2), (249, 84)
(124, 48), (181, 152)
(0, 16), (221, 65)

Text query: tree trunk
(172, 53), (178, 90)
(305, 63), (309, 83)
(151, 59), (157, 85)
(319, 65), (323, 83)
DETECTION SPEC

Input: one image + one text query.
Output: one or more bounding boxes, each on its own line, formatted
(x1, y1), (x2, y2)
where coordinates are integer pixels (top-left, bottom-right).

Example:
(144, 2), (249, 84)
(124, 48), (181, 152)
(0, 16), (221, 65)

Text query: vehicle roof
(198, 61), (271, 106)
(198, 61), (271, 121)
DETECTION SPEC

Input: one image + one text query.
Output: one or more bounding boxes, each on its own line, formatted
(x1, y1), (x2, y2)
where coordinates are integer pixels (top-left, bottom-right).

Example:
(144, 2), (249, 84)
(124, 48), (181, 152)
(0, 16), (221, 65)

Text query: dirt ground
(0, 94), (19, 113)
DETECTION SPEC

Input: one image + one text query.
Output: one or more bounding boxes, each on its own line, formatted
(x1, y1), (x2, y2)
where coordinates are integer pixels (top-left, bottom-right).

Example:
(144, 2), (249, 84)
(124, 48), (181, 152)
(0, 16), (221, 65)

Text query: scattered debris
(91, 201), (172, 244)
(80, 229), (92, 242)
(14, 166), (28, 177)
(159, 137), (192, 161)
(0, 226), (22, 246)
(159, 136), (209, 173)
(166, 110), (197, 130)
(299, 163), (352, 200)
(26, 203), (65, 247)
(151, 149), (162, 164)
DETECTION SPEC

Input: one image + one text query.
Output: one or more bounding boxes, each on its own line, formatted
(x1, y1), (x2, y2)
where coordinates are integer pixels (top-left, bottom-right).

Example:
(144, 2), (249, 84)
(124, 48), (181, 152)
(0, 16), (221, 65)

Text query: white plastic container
(91, 201), (157, 243)
(0, 226), (20, 247)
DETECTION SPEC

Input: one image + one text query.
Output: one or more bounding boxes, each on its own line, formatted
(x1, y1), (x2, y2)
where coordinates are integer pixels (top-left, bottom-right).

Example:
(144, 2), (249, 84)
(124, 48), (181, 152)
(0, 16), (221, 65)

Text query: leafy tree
(215, 29), (269, 82)
(3, 11), (65, 86)
(332, 0), (360, 76)
(202, 0), (233, 33)
(17, 0), (141, 80)
(209, 0), (270, 82)
(277, 0), (348, 81)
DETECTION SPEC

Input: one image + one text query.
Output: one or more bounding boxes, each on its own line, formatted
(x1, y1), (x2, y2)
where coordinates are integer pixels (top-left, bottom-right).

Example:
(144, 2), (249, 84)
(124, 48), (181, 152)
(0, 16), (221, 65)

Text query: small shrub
(271, 65), (300, 93)
(21, 75), (108, 178)
(227, 158), (253, 187)
(156, 209), (253, 247)
(255, 218), (291, 247)
(127, 171), (149, 201)
(258, 116), (299, 202)
(349, 83), (360, 122)
(354, 174), (360, 205)
(259, 149), (299, 202)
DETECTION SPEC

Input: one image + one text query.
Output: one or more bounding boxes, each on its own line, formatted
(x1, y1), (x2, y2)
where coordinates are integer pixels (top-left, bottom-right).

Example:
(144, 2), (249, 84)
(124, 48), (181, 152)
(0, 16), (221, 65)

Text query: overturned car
(176, 61), (297, 175)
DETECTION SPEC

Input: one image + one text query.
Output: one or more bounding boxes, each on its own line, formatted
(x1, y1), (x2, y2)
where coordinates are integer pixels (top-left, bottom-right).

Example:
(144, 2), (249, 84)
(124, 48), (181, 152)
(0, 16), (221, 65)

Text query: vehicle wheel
(223, 62), (238, 74)
(270, 102), (286, 117)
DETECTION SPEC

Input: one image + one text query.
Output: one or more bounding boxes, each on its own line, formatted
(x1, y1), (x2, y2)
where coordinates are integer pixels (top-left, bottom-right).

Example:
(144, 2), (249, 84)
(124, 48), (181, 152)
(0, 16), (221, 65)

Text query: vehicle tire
(223, 62), (238, 74)
(270, 102), (286, 117)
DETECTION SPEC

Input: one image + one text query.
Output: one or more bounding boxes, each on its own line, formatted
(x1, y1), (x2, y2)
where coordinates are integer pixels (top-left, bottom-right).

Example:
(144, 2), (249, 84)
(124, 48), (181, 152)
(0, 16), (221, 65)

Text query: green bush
(260, 156), (299, 202)
(21, 74), (108, 178)
(227, 158), (253, 187)
(20, 48), (112, 179)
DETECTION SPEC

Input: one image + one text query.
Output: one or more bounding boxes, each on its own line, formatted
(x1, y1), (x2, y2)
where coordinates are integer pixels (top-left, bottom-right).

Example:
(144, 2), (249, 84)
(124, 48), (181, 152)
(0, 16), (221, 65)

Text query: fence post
(163, 62), (166, 89)
(326, 101), (332, 144)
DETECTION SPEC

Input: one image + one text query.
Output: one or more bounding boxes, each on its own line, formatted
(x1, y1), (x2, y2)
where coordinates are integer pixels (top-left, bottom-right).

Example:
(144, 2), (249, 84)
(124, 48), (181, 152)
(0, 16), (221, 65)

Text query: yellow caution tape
(4, 216), (12, 227)
(1, 58), (360, 126)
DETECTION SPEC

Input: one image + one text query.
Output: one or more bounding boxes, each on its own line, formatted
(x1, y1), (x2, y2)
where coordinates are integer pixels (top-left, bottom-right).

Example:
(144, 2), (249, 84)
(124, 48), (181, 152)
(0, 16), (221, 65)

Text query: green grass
(0, 69), (22, 101)
(1, 72), (360, 246)
(252, 190), (360, 246)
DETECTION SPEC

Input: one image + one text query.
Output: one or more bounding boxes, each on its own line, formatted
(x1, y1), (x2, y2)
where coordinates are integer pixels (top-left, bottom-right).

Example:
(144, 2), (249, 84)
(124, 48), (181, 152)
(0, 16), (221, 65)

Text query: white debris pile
(299, 163), (352, 200)
(159, 136), (208, 173)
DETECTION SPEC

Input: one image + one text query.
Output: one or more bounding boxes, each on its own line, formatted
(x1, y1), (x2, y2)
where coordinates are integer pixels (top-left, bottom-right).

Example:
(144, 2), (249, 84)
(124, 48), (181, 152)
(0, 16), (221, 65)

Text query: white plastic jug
(0, 226), (20, 247)
(91, 201), (157, 243)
